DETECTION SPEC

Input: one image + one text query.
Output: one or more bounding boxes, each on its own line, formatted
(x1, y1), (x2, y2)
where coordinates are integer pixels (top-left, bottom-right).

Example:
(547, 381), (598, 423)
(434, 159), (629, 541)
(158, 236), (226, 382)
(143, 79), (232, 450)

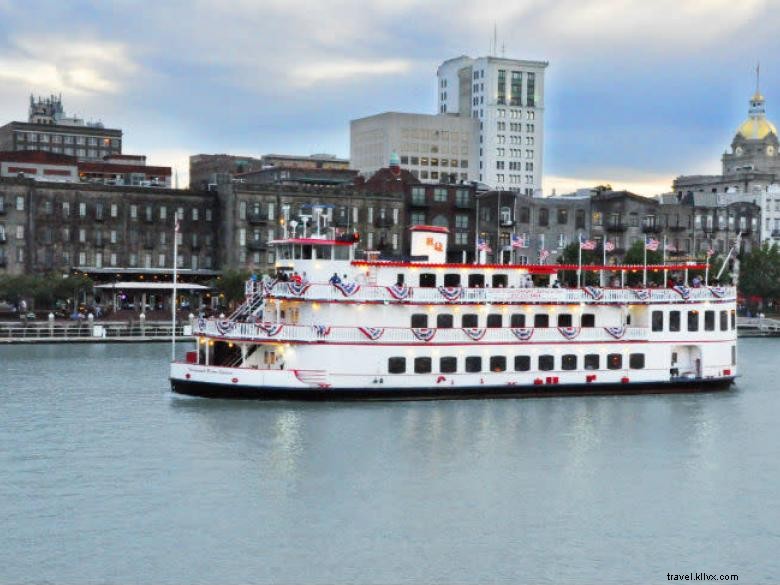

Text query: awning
(94, 282), (211, 291)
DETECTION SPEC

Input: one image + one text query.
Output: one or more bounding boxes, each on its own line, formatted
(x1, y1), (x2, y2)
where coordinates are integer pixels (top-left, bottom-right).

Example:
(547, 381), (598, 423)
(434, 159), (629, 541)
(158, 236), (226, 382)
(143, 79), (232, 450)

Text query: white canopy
(94, 282), (210, 290)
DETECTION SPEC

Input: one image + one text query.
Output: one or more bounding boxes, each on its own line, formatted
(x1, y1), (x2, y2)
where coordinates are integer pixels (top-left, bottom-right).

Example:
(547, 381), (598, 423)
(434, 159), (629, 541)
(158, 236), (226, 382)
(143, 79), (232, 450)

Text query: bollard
(48, 312), (54, 337)
(140, 312), (146, 337)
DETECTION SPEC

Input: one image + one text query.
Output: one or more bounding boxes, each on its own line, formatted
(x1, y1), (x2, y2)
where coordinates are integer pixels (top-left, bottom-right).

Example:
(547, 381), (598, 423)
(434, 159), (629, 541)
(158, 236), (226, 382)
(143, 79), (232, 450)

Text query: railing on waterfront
(257, 282), (736, 305)
(0, 321), (194, 341)
(194, 320), (649, 345)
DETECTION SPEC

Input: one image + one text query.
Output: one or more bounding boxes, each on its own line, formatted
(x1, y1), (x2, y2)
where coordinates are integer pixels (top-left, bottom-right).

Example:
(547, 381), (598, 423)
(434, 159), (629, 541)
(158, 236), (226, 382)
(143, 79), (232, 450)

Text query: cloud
(290, 59), (414, 87)
(0, 36), (138, 94)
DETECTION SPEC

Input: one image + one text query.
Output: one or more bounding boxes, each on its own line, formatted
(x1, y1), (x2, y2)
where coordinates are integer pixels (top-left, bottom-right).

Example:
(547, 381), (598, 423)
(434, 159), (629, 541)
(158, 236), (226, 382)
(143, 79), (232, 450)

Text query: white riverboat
(170, 226), (737, 400)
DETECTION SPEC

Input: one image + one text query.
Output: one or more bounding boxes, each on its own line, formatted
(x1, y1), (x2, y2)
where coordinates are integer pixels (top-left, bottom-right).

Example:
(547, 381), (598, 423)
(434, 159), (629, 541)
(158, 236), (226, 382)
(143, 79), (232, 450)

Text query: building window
(440, 357), (457, 373)
(561, 354), (577, 370)
(526, 72), (536, 107)
(192, 208), (199, 221)
(16, 225), (24, 240)
(465, 356), (482, 373)
(16, 196), (24, 211)
(414, 357), (432, 374)
(538, 208), (548, 226)
(538, 355), (554, 371)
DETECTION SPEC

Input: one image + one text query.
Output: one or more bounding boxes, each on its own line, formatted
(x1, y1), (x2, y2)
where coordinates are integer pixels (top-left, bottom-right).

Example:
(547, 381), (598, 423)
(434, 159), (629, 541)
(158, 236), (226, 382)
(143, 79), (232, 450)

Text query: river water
(1, 339), (778, 584)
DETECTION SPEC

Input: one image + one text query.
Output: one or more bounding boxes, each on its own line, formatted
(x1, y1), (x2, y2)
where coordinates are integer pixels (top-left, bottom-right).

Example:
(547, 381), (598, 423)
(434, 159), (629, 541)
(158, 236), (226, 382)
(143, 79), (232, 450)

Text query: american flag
(539, 249), (550, 262)
(477, 238), (492, 253)
(706, 247), (715, 257)
(665, 242), (677, 252)
(579, 234), (597, 250)
(511, 233), (527, 248)
(175, 217), (180, 233)
(604, 241), (615, 252)
(645, 237), (660, 251)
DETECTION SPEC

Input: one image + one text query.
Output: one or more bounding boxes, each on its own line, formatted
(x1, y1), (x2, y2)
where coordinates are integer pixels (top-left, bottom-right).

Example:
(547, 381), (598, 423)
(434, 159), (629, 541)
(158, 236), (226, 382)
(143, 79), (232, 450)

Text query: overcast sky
(0, 0), (777, 194)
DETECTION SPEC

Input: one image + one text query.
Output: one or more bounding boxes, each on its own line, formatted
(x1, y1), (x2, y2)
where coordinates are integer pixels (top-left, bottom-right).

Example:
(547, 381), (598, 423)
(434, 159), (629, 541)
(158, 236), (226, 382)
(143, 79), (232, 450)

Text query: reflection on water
(0, 341), (778, 584)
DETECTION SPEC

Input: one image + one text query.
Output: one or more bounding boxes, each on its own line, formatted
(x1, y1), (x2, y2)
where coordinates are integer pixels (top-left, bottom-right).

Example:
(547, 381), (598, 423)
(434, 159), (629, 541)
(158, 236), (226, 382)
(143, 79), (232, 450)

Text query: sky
(0, 0), (778, 194)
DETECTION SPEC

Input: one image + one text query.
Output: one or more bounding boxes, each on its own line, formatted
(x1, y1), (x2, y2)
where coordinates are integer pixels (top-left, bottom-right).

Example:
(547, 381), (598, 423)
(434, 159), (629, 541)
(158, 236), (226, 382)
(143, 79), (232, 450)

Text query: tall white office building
(437, 55), (548, 193)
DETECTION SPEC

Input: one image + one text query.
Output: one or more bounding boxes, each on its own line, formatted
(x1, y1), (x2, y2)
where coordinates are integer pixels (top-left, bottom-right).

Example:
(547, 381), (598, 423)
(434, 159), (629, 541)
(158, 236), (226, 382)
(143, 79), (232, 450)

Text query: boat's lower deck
(170, 374), (735, 400)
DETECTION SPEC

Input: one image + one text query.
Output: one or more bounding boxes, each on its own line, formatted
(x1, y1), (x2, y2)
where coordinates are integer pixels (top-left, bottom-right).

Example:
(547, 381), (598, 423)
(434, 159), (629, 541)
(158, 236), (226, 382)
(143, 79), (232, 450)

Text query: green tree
(622, 239), (664, 285)
(212, 269), (251, 308)
(739, 243), (780, 303)
(556, 242), (600, 286)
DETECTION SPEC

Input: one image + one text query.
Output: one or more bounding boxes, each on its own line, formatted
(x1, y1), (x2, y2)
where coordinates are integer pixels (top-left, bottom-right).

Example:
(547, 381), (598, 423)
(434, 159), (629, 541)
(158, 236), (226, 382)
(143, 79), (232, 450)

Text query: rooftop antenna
(501, 42), (506, 57)
(493, 23), (497, 56)
(756, 61), (761, 94)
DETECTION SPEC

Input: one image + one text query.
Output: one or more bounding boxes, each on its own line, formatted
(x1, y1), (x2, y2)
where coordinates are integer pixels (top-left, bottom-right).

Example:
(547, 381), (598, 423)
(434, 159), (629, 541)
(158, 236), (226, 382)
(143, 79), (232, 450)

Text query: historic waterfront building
(349, 112), (479, 184)
(437, 55), (548, 193)
(0, 95), (122, 161)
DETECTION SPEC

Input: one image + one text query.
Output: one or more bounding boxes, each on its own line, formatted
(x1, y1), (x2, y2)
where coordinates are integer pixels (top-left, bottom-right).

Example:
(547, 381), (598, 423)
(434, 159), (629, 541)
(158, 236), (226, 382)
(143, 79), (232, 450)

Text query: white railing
(261, 283), (736, 305)
(194, 320), (649, 345)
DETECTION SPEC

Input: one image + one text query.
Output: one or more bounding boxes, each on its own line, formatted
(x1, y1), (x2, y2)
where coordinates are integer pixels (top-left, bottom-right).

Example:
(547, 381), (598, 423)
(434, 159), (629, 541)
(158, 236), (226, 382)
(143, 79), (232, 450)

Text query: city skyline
(0, 0), (777, 194)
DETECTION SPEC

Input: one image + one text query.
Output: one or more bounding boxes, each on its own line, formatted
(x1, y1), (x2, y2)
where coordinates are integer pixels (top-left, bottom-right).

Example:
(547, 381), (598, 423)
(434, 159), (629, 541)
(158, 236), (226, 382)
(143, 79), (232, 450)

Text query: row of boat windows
(388, 353), (645, 374)
(651, 309), (735, 332)
(398, 273), (513, 289)
(410, 313), (595, 329)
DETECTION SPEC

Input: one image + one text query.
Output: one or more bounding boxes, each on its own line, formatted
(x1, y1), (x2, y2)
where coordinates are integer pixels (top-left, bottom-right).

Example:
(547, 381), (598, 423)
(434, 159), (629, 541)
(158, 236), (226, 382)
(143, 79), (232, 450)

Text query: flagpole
(171, 215), (178, 361)
(705, 256), (710, 286)
(577, 238), (582, 288)
(601, 240), (606, 287)
(643, 236), (648, 287)
(662, 235), (668, 286)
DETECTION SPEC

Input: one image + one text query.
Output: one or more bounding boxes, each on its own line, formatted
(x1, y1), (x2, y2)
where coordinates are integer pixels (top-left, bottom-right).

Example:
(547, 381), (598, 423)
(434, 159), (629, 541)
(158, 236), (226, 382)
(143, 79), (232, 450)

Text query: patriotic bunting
(333, 280), (361, 297)
(672, 285), (691, 300)
(215, 319), (235, 335)
(605, 326), (627, 339)
(558, 326), (581, 340)
(262, 278), (278, 295)
(312, 324), (331, 337)
(633, 289), (651, 301)
(286, 281), (312, 296)
(358, 326), (385, 341)
(462, 327), (486, 341)
(257, 322), (284, 337)
(709, 286), (728, 298)
(438, 286), (463, 302)
(583, 286), (604, 300)
(386, 283), (411, 301)
(197, 317), (207, 332)
(412, 328), (437, 342)
(511, 327), (534, 341)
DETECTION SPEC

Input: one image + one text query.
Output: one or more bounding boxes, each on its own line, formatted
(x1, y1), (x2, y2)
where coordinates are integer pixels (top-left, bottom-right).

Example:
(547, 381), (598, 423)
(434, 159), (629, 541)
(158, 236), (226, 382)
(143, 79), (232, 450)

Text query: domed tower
(723, 80), (780, 175)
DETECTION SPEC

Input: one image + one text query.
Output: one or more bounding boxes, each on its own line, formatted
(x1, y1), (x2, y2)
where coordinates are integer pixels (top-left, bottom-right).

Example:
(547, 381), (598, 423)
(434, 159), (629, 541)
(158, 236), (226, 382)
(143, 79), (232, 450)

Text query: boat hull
(170, 376), (735, 401)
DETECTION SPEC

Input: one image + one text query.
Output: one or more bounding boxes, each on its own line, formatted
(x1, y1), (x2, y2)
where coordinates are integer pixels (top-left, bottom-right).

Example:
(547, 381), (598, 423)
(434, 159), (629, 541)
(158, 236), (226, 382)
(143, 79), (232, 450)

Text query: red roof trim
(352, 261), (710, 272)
(409, 225), (450, 233)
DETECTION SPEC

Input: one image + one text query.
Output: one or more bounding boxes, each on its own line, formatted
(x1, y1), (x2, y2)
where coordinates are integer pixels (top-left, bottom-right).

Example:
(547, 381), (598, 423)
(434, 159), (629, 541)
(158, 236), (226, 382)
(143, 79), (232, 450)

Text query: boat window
(704, 310), (715, 331)
(607, 353), (622, 369)
(687, 310), (699, 332)
(437, 314), (454, 329)
(514, 355), (530, 371)
(388, 357), (406, 374)
(492, 274), (508, 288)
(720, 310), (728, 331)
(395, 273), (405, 285)
(468, 273), (485, 288)
(534, 314), (549, 328)
(302, 245), (313, 259)
(557, 314), (572, 327)
(440, 357), (457, 373)
(487, 314), (502, 328)
(462, 313), (478, 328)
(538, 355), (554, 371)
(584, 354), (599, 370)
(465, 356), (482, 373)
(730, 310), (736, 330)
(414, 357), (432, 374)
(669, 310), (681, 332)
(443, 273), (461, 287)
(490, 356), (507, 372)
(581, 313), (595, 328)
(333, 246), (350, 260)
(652, 310), (664, 332)
(510, 314), (526, 327)
(419, 273), (437, 288)
(411, 314), (428, 328)
(629, 353), (645, 369)
(561, 354), (577, 370)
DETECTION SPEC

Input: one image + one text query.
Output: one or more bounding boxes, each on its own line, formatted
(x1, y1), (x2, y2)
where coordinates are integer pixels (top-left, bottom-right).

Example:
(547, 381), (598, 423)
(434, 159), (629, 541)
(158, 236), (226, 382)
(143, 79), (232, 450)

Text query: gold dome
(737, 117), (778, 140)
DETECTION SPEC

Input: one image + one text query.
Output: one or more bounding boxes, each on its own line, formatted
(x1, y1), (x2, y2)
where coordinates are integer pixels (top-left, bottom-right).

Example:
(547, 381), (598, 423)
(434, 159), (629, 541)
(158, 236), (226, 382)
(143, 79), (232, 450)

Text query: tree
(556, 242), (600, 286)
(212, 269), (251, 308)
(622, 240), (664, 285)
(739, 243), (780, 303)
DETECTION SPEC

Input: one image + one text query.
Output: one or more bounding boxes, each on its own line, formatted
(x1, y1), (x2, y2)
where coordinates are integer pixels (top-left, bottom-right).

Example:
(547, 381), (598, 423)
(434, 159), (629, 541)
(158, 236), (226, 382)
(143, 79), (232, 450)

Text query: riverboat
(170, 226), (737, 400)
